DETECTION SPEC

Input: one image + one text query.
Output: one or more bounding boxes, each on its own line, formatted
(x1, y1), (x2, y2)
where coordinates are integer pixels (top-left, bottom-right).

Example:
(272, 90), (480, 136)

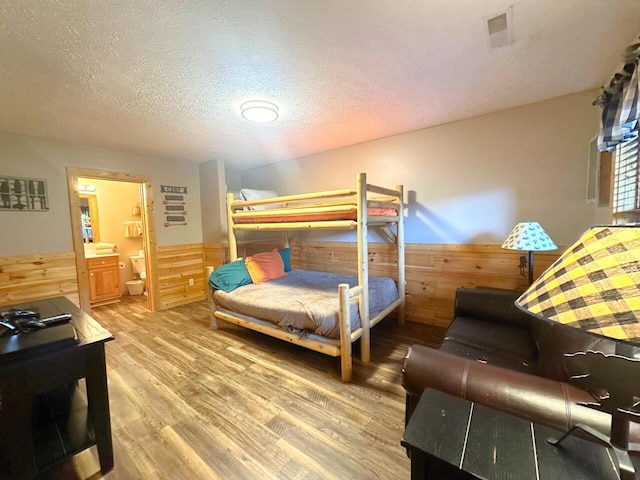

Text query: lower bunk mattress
(212, 269), (399, 339)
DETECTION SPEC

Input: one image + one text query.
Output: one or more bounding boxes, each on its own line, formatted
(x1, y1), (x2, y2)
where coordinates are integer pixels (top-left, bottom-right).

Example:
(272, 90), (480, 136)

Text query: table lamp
(516, 225), (640, 480)
(502, 221), (557, 285)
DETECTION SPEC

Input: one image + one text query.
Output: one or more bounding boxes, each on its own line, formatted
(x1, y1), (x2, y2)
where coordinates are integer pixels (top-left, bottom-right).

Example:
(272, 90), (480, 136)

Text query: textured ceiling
(0, 1), (639, 171)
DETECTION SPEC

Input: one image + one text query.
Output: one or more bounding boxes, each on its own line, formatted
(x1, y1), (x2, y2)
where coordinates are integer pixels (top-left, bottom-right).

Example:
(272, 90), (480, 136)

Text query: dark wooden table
(402, 388), (640, 479)
(0, 296), (114, 479)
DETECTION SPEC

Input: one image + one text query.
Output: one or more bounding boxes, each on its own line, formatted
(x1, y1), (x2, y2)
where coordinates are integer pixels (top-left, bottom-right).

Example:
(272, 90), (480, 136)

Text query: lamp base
(548, 422), (638, 480)
(548, 344), (640, 480)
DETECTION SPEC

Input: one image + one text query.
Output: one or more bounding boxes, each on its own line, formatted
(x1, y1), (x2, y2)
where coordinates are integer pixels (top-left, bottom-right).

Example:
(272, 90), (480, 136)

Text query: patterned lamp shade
(501, 222), (557, 251)
(516, 225), (640, 342)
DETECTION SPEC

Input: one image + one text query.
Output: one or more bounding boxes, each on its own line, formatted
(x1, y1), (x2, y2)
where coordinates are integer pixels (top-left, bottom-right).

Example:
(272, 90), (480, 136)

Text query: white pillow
(240, 189), (284, 210)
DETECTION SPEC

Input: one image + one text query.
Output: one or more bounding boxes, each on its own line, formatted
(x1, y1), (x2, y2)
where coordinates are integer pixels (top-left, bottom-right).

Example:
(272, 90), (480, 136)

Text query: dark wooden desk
(0, 297), (114, 479)
(402, 388), (640, 479)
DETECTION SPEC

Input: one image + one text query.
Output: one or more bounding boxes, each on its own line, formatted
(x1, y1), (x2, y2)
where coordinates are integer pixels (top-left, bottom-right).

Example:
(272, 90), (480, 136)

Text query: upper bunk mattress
(234, 205), (397, 224)
(212, 269), (399, 339)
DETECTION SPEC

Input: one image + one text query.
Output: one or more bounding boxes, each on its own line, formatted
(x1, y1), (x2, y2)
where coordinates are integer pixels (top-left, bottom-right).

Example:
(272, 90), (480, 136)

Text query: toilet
(128, 251), (146, 295)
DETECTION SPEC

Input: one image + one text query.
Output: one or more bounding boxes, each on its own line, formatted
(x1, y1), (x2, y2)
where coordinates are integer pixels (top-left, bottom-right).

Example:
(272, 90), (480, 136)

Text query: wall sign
(161, 185), (187, 226)
(0, 176), (48, 211)
(161, 185), (188, 194)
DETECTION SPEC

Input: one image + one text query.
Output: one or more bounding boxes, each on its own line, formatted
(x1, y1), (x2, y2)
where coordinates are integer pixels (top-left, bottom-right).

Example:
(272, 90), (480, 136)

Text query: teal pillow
(279, 248), (292, 272)
(209, 260), (252, 293)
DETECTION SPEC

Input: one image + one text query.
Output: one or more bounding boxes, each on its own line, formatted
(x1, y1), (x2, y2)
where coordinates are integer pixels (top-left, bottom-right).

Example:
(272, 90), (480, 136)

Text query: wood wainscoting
(0, 252), (79, 306)
(156, 243), (207, 310)
(291, 242), (562, 327)
(203, 243), (224, 269)
(0, 244), (208, 311)
(203, 241), (562, 329)
(1, 241), (561, 325)
(0, 244), (206, 312)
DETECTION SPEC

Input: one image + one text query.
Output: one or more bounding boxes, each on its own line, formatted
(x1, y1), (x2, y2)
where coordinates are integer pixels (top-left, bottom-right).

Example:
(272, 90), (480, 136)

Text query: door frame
(67, 167), (159, 312)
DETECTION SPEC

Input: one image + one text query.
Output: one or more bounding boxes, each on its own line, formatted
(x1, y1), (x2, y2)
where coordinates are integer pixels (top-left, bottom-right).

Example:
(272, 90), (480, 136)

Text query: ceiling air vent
(486, 7), (512, 49)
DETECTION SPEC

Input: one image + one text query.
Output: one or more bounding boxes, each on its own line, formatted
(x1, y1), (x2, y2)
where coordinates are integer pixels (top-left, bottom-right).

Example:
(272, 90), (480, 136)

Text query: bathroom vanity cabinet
(87, 255), (121, 306)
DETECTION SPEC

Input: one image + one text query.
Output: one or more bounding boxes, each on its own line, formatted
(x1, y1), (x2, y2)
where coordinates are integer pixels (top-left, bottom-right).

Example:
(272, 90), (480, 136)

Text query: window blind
(613, 135), (640, 223)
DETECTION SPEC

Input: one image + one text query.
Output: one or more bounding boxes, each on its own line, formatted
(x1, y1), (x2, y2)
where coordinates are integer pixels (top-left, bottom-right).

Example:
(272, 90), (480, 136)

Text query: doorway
(66, 167), (158, 313)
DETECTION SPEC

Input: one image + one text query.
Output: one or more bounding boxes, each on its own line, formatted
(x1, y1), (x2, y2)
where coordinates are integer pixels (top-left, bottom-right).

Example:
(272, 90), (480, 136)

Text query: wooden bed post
(227, 192), (238, 261)
(396, 184), (406, 324)
(338, 283), (353, 382)
(208, 175), (403, 382)
(205, 266), (219, 329)
(357, 172), (370, 363)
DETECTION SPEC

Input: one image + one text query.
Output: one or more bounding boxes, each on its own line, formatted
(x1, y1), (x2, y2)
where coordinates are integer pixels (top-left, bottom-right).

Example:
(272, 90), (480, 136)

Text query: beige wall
(240, 90), (605, 247)
(199, 159), (227, 243)
(225, 168), (242, 193)
(0, 89), (608, 260)
(0, 131), (203, 257)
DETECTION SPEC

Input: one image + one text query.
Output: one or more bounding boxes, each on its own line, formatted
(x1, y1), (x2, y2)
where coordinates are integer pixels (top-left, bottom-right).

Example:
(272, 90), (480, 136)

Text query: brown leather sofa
(402, 287), (640, 442)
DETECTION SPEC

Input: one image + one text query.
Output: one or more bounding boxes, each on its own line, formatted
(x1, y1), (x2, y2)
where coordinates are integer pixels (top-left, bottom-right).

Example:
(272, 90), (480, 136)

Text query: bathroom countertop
(85, 252), (120, 259)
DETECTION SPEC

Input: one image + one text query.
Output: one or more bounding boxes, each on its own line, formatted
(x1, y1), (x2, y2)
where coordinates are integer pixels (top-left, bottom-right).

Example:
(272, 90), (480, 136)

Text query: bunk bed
(206, 172), (405, 382)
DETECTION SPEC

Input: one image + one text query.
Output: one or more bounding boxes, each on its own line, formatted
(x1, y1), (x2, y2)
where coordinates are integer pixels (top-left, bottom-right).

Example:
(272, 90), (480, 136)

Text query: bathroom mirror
(80, 194), (100, 243)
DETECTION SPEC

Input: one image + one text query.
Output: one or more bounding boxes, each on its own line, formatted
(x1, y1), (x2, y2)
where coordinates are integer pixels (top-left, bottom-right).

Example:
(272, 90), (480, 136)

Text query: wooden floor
(48, 295), (445, 480)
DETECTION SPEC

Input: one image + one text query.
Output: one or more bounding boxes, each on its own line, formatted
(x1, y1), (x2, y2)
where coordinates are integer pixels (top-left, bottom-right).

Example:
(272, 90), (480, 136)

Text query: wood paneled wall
(0, 244), (207, 312)
(156, 243), (207, 310)
(204, 241), (563, 328)
(293, 242), (562, 327)
(203, 243), (224, 269)
(0, 241), (562, 325)
(0, 252), (79, 306)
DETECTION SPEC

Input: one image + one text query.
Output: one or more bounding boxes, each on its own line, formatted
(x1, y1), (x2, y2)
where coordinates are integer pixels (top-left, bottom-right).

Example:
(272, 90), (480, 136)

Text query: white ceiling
(0, 1), (639, 171)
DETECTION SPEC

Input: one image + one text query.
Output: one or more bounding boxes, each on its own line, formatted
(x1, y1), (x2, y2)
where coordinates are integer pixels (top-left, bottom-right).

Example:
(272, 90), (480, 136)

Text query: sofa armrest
(402, 345), (640, 442)
(454, 287), (533, 329)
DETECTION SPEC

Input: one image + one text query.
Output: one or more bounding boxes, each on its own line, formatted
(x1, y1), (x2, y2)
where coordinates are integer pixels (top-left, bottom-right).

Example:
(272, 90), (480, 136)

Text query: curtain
(595, 42), (640, 152)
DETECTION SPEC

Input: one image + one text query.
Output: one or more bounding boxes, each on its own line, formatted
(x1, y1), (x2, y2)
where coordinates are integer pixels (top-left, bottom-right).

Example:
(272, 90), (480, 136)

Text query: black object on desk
(402, 388), (640, 479)
(0, 308), (73, 337)
(0, 297), (114, 479)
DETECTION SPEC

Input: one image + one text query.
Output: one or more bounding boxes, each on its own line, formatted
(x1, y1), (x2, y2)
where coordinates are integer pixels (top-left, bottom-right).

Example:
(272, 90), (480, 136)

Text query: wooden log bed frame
(206, 172), (405, 382)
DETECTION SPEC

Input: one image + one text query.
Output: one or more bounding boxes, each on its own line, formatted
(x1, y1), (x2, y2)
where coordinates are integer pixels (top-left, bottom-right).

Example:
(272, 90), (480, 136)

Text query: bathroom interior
(79, 177), (149, 310)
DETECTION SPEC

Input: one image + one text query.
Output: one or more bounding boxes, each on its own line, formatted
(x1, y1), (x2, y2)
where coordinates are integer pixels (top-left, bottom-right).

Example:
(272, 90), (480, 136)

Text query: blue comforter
(212, 269), (398, 339)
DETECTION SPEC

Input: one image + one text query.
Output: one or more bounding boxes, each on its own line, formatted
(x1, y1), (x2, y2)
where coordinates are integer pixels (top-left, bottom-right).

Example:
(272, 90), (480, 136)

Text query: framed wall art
(161, 185), (187, 226)
(0, 176), (49, 211)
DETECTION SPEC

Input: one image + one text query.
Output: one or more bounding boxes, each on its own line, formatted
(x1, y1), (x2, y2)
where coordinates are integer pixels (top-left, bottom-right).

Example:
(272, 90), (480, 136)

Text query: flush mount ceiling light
(240, 100), (279, 122)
